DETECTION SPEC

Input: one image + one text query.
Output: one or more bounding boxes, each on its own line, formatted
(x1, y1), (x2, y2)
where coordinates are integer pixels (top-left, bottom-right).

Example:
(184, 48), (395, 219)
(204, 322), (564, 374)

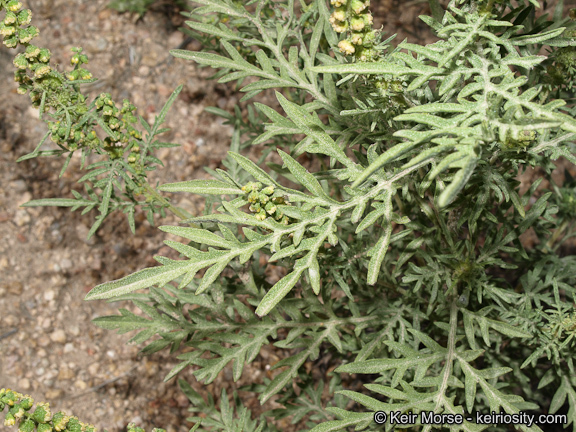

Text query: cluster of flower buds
(502, 129), (536, 151)
(242, 182), (291, 224)
(0, 1), (36, 48)
(329, 0), (378, 61)
(94, 93), (143, 166)
(47, 119), (101, 152)
(0, 388), (96, 432)
(1, 0), (51, 88)
(13, 44), (51, 83)
(4, 2), (145, 169)
(66, 47), (92, 81)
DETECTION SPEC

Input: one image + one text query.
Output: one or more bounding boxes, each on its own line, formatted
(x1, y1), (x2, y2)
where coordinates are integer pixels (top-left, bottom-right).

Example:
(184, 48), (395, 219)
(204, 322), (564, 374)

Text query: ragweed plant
(5, 0), (576, 431)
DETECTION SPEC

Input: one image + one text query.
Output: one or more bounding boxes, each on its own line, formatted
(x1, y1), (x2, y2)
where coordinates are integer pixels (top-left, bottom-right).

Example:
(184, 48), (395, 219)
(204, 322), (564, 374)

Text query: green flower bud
(102, 106), (114, 116)
(338, 39), (355, 55)
(2, 389), (22, 406)
(19, 26), (39, 43)
(38, 48), (51, 63)
(258, 192), (270, 204)
(3, 35), (19, 48)
(83, 425), (96, 432)
(362, 30), (376, 47)
(330, 0), (344, 6)
(14, 70), (25, 82)
(4, 11), (17, 25)
(7, 1), (23, 12)
(34, 65), (51, 78)
(131, 144), (140, 153)
(0, 23), (17, 36)
(17, 9), (32, 25)
(51, 412), (70, 431)
(350, 33), (364, 45)
(570, 8), (576, 20)
(13, 53), (28, 69)
(127, 423), (144, 432)
(330, 19), (347, 33)
(331, 7), (345, 22)
(37, 424), (53, 432)
(66, 417), (82, 432)
(16, 85), (27, 94)
(255, 210), (267, 221)
(350, 17), (365, 31)
(248, 191), (259, 203)
(363, 13), (373, 27)
(9, 404), (25, 421)
(25, 44), (40, 59)
(249, 202), (261, 212)
(350, 0), (367, 14)
(127, 154), (137, 163)
(4, 412), (16, 426)
(262, 185), (275, 195)
(108, 118), (120, 129)
(265, 201), (277, 215)
(71, 54), (80, 65)
(18, 418), (35, 432)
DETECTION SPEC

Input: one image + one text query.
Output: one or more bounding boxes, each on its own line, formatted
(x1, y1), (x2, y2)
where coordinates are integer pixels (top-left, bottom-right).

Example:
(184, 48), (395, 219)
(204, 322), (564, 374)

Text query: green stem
(142, 181), (196, 224)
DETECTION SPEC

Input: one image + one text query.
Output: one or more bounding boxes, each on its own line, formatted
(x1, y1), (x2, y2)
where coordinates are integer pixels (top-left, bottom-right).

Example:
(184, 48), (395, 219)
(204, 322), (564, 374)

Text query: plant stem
(142, 181), (196, 224)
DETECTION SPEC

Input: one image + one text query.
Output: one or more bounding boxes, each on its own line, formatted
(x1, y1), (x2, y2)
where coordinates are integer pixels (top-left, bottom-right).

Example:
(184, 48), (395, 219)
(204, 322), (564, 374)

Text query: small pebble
(19, 378), (30, 390)
(4, 314), (18, 326)
(74, 379), (88, 390)
(64, 343), (74, 353)
(60, 258), (72, 271)
(58, 368), (75, 380)
(88, 363), (99, 375)
(6, 281), (23, 295)
(10, 180), (27, 193)
(45, 389), (64, 399)
(50, 329), (67, 344)
(14, 209), (31, 227)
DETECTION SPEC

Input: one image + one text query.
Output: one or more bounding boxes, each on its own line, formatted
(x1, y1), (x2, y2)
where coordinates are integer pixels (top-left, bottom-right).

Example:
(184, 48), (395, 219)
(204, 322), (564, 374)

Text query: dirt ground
(0, 0), (569, 432)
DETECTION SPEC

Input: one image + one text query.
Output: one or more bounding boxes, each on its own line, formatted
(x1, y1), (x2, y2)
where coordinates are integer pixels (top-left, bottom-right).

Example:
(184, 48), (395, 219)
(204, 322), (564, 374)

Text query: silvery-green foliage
(86, 0), (576, 430)
(5, 0), (576, 430)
